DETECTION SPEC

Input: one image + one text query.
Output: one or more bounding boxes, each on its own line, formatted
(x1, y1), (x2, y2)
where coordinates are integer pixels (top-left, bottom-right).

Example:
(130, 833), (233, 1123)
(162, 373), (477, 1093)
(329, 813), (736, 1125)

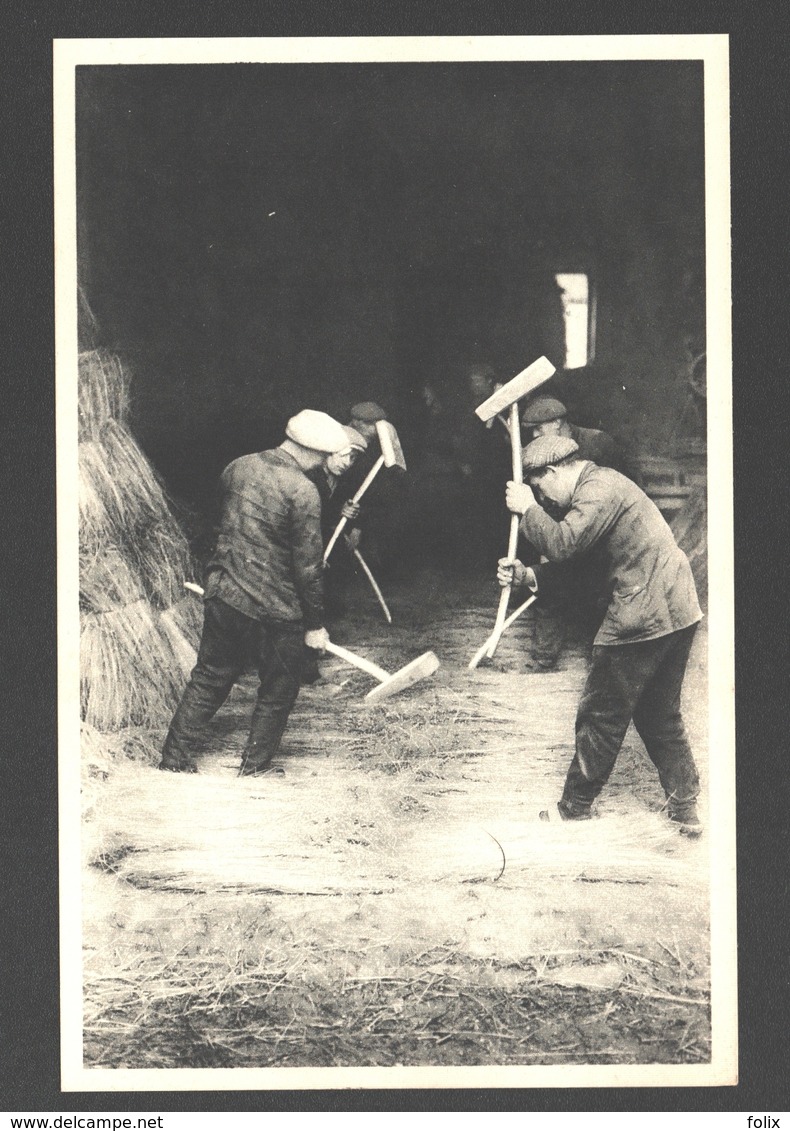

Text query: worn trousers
(161, 597), (303, 773)
(560, 624), (700, 819)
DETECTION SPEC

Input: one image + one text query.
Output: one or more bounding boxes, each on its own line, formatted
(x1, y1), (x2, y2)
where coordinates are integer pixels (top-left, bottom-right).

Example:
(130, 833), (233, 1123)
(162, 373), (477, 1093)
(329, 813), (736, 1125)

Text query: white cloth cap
(285, 410), (349, 453)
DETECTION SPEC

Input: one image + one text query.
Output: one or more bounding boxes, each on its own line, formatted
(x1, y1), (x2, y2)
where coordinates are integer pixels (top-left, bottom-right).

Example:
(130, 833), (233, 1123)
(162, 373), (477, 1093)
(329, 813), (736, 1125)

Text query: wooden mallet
(472, 356), (555, 662)
(324, 641), (439, 704)
(323, 420), (407, 563)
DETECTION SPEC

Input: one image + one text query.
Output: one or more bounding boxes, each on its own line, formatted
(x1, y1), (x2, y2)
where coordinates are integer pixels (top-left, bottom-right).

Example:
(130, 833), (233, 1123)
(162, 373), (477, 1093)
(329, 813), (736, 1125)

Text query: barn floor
(81, 565), (711, 1072)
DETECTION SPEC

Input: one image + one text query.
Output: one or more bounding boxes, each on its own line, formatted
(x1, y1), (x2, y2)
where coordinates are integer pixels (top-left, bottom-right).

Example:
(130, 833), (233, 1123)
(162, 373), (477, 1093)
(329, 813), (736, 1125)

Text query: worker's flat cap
(350, 401), (388, 423)
(521, 395), (567, 425)
(340, 425), (368, 452)
(522, 434), (580, 472)
(285, 410), (349, 453)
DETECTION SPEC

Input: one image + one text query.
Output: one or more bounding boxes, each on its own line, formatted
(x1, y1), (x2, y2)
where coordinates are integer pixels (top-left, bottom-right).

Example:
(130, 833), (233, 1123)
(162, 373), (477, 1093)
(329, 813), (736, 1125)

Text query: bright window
(555, 272), (593, 369)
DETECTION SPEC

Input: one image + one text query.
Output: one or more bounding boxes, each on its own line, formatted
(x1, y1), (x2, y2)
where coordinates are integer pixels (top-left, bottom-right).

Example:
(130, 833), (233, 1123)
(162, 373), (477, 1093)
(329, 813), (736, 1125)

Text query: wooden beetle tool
(471, 355), (555, 664)
(324, 641), (440, 704)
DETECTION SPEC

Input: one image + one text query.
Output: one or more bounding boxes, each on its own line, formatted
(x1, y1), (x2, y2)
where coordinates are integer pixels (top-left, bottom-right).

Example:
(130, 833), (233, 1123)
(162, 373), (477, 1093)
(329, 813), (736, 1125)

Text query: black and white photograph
(54, 35), (735, 1091)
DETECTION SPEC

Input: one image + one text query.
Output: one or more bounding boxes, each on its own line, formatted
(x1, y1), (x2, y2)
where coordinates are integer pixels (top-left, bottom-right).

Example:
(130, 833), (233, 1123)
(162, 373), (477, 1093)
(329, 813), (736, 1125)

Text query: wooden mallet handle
(324, 640), (390, 683)
(486, 400), (523, 658)
(468, 594), (536, 670)
(323, 454), (386, 563)
(346, 537), (393, 624)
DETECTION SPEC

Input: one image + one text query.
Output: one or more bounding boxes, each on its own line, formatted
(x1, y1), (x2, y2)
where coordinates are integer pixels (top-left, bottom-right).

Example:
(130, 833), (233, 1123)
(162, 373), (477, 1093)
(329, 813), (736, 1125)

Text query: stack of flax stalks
(78, 349), (201, 768)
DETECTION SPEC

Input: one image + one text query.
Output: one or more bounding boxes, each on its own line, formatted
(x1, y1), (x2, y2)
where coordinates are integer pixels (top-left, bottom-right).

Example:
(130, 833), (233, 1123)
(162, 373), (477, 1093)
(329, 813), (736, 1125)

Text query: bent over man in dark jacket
(159, 409), (349, 777)
(500, 434), (703, 836)
(515, 394), (643, 670)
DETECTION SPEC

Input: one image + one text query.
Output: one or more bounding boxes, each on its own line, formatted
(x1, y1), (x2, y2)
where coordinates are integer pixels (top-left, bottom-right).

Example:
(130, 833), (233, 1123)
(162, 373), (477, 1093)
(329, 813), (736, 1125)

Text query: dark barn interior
(76, 61), (706, 566)
(71, 59), (720, 1073)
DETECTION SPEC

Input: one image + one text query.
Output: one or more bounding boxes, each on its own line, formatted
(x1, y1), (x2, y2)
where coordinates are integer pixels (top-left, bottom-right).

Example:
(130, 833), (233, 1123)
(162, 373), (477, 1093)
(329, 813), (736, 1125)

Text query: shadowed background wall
(76, 61), (705, 554)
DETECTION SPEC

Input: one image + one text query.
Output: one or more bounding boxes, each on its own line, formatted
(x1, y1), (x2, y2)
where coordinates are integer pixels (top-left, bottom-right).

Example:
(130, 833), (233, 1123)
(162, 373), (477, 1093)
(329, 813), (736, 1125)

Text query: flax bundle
(78, 348), (199, 736)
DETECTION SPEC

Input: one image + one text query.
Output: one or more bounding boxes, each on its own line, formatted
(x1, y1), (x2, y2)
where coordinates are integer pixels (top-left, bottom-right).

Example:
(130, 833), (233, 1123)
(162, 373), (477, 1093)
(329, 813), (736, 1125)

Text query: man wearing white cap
(499, 434), (703, 836)
(159, 409), (348, 777)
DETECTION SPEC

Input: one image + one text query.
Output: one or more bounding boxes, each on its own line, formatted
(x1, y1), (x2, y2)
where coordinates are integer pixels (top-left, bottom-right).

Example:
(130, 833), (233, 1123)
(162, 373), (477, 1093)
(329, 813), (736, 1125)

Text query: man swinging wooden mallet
(469, 356), (556, 667)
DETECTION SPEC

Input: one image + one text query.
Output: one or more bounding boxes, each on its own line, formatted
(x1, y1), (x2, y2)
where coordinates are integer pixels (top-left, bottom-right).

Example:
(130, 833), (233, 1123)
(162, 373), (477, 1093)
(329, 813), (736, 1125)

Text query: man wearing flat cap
(519, 394), (641, 489)
(159, 409), (348, 777)
(499, 435), (703, 836)
(326, 401), (390, 521)
(348, 400), (388, 443)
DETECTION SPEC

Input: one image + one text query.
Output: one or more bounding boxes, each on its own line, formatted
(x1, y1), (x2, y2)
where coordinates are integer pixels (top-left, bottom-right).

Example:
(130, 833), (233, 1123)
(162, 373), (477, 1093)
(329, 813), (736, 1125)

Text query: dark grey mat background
(3, 1), (787, 1114)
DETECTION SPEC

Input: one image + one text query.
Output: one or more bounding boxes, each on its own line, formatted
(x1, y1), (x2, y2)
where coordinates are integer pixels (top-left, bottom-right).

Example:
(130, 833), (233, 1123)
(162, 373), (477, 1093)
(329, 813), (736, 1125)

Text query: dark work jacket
(307, 467), (337, 545)
(522, 463), (702, 646)
(204, 447), (325, 629)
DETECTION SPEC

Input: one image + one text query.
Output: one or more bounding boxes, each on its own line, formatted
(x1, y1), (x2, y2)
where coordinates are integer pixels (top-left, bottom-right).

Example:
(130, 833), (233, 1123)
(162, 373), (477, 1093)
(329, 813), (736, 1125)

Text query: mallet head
(365, 650), (440, 704)
(474, 356), (556, 423)
(375, 420), (407, 471)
